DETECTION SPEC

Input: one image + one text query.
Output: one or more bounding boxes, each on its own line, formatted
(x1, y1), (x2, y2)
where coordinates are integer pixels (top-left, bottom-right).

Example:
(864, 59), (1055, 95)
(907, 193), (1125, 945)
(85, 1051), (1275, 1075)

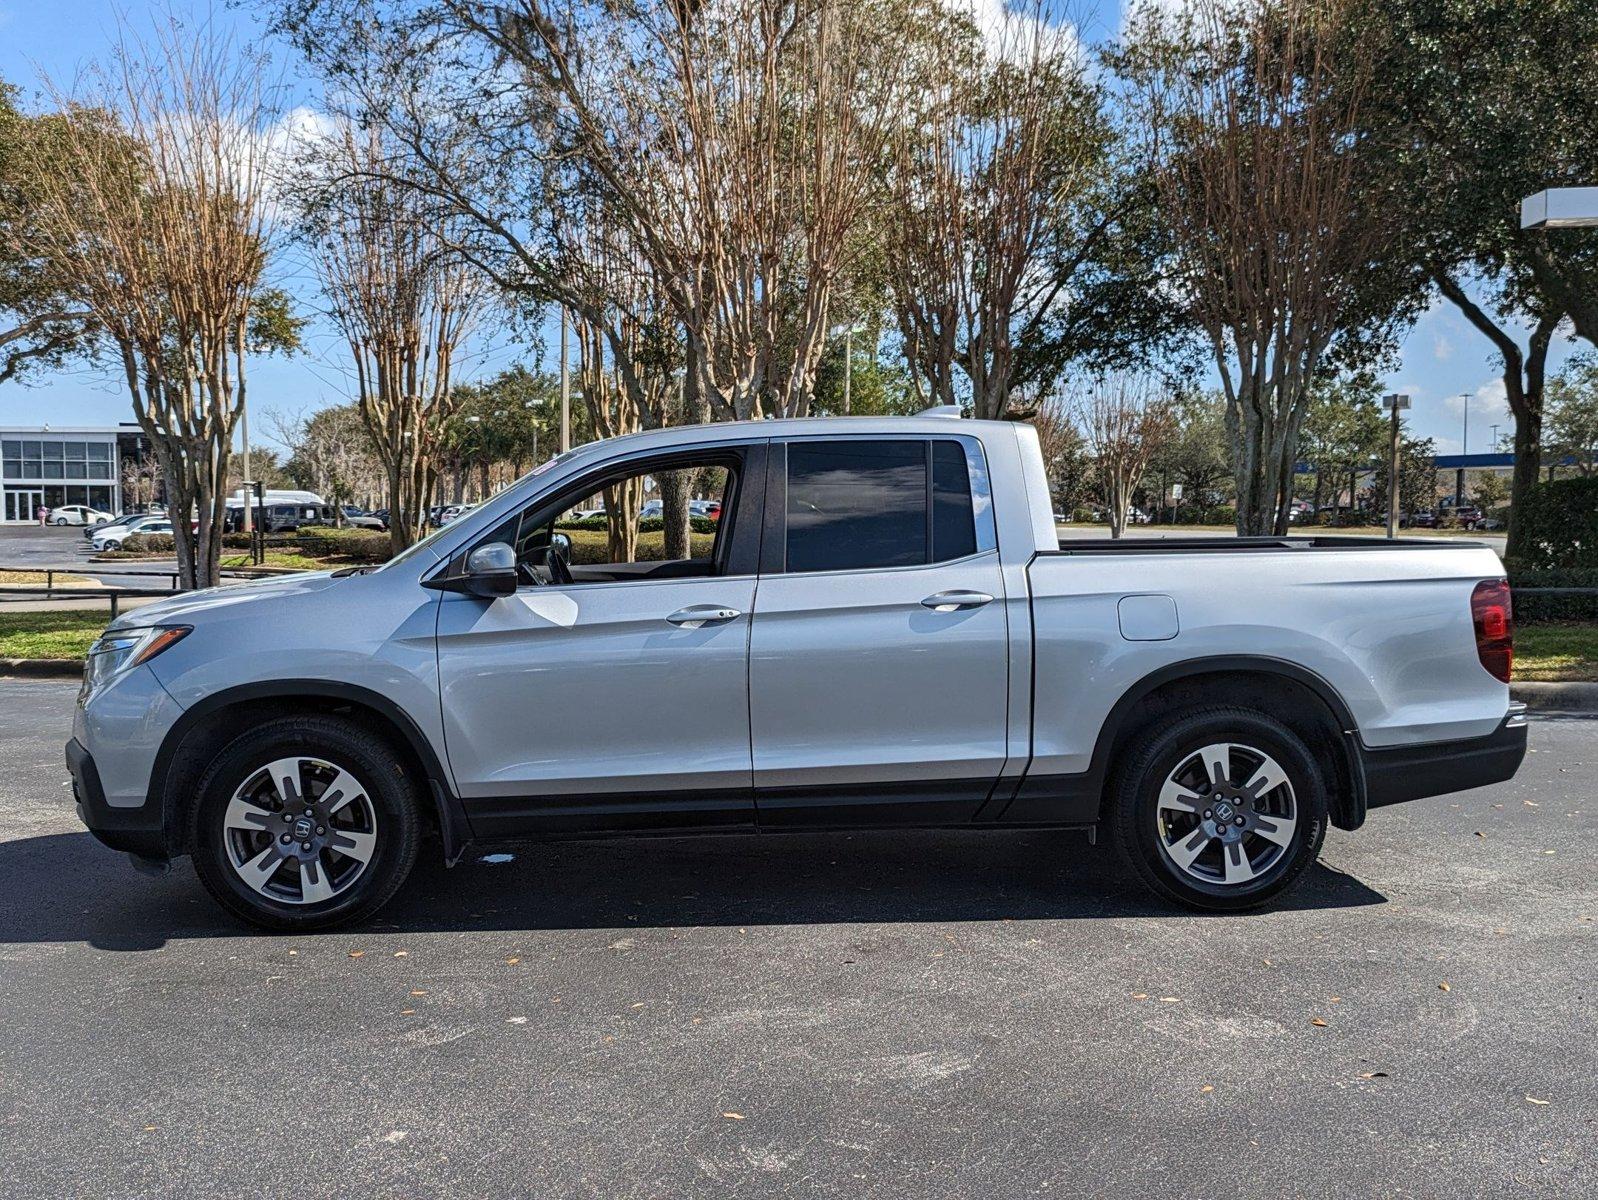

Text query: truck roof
(540, 414), (1016, 472)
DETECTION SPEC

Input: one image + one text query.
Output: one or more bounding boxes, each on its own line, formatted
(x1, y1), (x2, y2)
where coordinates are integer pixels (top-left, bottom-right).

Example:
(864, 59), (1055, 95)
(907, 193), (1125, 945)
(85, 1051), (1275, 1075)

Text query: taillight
(1471, 579), (1513, 683)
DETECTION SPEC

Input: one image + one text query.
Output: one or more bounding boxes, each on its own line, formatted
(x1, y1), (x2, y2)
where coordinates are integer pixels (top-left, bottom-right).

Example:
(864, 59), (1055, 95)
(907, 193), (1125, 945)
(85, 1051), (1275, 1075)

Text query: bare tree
(1120, 0), (1402, 535)
(1072, 373), (1174, 539)
(18, 19), (286, 586)
(269, 404), (386, 511)
(301, 118), (490, 553)
(885, 2), (1106, 419)
(275, 0), (900, 423)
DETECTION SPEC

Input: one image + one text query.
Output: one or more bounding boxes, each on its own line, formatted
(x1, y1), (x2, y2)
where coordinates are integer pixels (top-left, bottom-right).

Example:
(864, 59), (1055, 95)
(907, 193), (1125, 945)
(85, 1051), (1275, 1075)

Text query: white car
(93, 516), (172, 551)
(50, 505), (113, 527)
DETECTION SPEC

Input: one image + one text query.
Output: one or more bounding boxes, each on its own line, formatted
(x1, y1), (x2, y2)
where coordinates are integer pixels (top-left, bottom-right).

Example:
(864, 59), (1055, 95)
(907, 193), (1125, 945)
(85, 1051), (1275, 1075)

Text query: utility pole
(843, 326), (852, 415)
(239, 398), (253, 534)
(1382, 393), (1409, 539)
(1457, 391), (1470, 506)
(559, 307), (571, 454)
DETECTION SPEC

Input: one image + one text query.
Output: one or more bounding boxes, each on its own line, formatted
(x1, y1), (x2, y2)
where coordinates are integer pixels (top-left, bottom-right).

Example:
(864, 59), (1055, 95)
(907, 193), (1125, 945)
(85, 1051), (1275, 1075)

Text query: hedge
(1510, 476), (1598, 569)
(291, 527), (390, 562)
(1507, 564), (1598, 623)
(564, 529), (716, 564)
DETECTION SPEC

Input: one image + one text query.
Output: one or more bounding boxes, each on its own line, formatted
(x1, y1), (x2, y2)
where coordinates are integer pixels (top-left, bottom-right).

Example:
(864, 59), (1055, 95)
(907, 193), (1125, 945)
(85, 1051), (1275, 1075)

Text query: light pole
(1520, 187), (1598, 229)
(1382, 393), (1410, 539)
(1457, 391), (1470, 506)
(559, 307), (571, 454)
(239, 397), (253, 534)
(1491, 423), (1500, 453)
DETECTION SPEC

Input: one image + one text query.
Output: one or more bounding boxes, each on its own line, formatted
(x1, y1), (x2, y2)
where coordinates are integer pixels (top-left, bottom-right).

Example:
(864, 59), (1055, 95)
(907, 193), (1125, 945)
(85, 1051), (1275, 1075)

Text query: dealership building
(0, 424), (155, 523)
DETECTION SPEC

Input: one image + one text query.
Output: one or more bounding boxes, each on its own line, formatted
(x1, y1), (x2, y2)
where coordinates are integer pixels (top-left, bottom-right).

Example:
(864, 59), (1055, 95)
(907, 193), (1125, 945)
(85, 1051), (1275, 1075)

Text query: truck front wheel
(1110, 706), (1327, 910)
(187, 715), (423, 931)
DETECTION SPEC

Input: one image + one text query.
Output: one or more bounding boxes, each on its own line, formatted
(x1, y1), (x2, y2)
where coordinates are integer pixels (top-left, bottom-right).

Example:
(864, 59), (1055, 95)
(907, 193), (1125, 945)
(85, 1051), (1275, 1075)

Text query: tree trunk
(659, 469), (692, 561)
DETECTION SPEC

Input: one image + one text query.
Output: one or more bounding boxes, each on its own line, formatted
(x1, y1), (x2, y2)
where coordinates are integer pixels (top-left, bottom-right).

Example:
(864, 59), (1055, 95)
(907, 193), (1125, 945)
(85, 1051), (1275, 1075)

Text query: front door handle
(665, 604), (742, 628)
(921, 590), (995, 612)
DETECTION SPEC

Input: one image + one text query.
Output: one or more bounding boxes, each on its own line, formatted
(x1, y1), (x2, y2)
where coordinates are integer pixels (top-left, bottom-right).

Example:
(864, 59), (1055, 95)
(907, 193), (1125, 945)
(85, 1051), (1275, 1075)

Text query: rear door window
(781, 438), (988, 573)
(785, 440), (926, 573)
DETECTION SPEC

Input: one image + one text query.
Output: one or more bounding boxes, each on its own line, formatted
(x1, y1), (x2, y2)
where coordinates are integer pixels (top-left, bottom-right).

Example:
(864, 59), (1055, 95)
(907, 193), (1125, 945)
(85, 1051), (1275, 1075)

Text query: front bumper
(1361, 703), (1529, 809)
(67, 737), (167, 859)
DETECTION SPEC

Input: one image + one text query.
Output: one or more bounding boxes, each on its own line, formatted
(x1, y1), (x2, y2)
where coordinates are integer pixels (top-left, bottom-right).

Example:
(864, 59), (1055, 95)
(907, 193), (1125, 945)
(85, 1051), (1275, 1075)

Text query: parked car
(84, 512), (145, 540)
(68, 415), (1526, 930)
(1409, 510), (1437, 529)
(49, 504), (113, 527)
(639, 499), (718, 522)
(92, 516), (172, 550)
(339, 506), (386, 531)
(1452, 506), (1484, 530)
(369, 509), (390, 530)
(1286, 500), (1314, 524)
(225, 503), (334, 534)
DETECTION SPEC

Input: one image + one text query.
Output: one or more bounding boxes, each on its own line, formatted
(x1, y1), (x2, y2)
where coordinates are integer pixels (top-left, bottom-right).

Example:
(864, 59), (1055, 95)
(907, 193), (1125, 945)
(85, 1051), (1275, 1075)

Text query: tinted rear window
(786, 440), (927, 573)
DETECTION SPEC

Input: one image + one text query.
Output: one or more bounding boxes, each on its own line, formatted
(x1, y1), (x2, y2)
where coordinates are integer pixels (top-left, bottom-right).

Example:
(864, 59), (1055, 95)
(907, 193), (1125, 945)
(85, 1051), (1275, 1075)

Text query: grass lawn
(218, 551), (337, 571)
(1516, 623), (1598, 682)
(0, 570), (97, 587)
(0, 611), (108, 660)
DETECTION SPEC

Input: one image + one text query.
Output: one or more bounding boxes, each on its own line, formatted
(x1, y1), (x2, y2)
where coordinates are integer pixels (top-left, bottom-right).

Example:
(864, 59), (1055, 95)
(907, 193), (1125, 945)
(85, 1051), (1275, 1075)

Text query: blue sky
(0, 0), (1582, 455)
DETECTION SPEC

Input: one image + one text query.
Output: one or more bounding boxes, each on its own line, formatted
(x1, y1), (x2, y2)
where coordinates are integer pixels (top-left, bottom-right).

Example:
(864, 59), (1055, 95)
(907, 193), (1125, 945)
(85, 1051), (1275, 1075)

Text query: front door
(6, 489), (43, 523)
(433, 442), (766, 838)
(749, 436), (1012, 826)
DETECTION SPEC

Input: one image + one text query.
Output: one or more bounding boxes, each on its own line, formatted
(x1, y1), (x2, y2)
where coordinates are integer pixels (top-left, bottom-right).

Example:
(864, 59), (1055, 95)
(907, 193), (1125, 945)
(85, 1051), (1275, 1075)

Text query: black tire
(1109, 706), (1328, 911)
(187, 714), (423, 931)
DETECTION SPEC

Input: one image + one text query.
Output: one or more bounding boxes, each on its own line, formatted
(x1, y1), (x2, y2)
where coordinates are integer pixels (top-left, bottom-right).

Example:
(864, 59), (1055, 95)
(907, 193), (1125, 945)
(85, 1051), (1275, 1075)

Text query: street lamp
(1457, 391), (1470, 506)
(1381, 393), (1410, 539)
(1520, 187), (1598, 229)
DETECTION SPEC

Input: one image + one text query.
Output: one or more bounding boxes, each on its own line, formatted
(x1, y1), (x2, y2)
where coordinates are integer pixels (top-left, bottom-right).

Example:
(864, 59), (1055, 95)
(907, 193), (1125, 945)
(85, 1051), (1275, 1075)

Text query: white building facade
(0, 425), (149, 523)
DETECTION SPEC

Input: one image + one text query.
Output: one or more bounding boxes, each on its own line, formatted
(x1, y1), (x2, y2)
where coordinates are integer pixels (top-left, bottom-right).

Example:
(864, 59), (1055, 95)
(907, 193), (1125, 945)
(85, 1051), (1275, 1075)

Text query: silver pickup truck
(68, 415), (1526, 929)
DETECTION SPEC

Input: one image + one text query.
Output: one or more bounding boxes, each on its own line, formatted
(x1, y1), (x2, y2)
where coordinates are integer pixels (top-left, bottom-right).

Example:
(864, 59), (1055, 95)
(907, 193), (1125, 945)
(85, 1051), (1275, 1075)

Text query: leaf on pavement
(1310, 1017), (1328, 1027)
(348, 950), (365, 959)
(1525, 1096), (1551, 1105)
(1438, 981), (1451, 992)
(721, 1112), (746, 1120)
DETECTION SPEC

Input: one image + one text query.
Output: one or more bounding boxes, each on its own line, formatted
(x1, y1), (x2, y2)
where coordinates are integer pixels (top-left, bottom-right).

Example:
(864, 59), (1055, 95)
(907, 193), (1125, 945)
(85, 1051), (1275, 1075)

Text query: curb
(0, 658), (83, 678)
(1511, 681), (1598, 713)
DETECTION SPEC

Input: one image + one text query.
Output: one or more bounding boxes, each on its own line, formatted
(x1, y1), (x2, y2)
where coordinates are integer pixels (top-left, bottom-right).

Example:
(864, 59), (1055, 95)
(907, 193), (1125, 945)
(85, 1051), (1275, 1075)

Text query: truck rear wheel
(187, 715), (422, 931)
(1110, 706), (1327, 910)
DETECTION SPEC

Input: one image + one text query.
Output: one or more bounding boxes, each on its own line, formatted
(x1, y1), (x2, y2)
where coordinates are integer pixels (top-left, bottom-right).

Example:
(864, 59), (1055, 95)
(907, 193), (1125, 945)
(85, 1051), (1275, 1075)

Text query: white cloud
(952, 0), (1084, 65)
(1432, 333), (1453, 362)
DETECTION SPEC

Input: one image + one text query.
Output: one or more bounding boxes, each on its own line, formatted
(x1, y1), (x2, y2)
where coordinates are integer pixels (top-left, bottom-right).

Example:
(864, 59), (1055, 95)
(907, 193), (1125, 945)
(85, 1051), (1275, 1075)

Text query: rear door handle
(920, 590), (995, 612)
(665, 604), (742, 628)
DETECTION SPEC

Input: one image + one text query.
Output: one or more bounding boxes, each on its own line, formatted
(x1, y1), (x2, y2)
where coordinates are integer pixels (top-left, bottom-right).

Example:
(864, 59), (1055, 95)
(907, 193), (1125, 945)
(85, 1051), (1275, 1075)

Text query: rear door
(749, 436), (1011, 825)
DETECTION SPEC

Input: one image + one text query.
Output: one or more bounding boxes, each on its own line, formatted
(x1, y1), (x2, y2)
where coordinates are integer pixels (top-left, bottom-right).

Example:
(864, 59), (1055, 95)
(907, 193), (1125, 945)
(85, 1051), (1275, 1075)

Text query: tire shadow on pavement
(0, 826), (1385, 950)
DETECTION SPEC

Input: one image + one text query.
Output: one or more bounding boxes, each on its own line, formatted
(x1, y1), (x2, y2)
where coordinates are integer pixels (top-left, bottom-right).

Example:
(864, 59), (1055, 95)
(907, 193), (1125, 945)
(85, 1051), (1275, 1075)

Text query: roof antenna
(917, 404), (963, 419)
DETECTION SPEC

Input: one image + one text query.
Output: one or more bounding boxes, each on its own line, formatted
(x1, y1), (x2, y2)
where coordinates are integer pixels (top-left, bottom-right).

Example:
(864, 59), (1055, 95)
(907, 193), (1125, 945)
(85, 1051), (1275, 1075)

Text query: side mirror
(464, 541), (517, 598)
(551, 532), (572, 555)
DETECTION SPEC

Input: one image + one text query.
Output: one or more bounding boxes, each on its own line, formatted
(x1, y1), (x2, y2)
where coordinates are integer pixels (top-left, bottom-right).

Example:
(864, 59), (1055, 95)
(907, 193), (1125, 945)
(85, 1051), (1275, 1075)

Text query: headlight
(80, 626), (191, 702)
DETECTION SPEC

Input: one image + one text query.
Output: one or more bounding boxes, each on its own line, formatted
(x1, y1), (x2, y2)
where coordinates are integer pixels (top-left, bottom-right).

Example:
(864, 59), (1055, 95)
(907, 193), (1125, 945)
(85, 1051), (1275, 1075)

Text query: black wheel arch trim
(146, 679), (473, 862)
(999, 654), (1369, 831)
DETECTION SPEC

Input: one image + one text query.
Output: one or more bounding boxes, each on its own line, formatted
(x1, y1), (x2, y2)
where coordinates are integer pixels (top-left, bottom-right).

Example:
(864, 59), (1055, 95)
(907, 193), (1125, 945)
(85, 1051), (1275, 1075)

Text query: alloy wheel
(1154, 741), (1298, 887)
(221, 757), (378, 905)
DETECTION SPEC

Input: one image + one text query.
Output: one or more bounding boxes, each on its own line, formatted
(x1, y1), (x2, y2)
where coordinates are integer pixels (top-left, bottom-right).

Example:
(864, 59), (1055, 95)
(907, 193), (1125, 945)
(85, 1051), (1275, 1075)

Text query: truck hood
(106, 571), (343, 631)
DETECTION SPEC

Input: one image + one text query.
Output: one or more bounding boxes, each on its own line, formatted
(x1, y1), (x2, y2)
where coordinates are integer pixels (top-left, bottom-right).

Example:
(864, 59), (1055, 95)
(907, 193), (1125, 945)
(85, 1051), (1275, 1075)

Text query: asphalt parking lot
(1, 680), (1592, 1199)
